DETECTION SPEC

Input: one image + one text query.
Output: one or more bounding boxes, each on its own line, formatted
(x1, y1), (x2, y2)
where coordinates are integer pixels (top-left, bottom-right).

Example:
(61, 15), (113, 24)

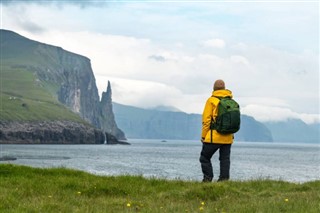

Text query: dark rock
(0, 156), (17, 161)
(100, 81), (126, 140)
(0, 121), (105, 144)
(105, 132), (130, 145)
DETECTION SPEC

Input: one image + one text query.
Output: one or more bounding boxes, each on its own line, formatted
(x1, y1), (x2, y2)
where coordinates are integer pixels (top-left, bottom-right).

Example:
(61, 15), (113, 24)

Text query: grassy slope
(0, 65), (85, 123)
(0, 164), (319, 213)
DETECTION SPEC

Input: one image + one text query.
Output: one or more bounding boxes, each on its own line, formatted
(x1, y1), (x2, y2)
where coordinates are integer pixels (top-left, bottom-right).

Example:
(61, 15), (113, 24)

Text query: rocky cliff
(0, 121), (105, 144)
(0, 29), (125, 143)
(32, 43), (102, 127)
(100, 81), (125, 140)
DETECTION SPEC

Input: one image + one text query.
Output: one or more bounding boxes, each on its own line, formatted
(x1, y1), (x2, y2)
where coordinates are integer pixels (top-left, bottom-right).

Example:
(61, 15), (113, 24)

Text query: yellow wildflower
(201, 201), (205, 206)
(127, 203), (131, 207)
(285, 198), (289, 202)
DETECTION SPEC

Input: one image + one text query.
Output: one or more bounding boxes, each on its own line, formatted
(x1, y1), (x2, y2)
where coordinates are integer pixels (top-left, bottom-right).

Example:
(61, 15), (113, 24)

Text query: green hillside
(0, 30), (86, 123)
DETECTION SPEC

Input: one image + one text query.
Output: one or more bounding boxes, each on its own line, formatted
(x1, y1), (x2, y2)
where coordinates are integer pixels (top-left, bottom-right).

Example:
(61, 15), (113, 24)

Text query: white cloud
(202, 38), (226, 49)
(238, 97), (290, 108)
(230, 55), (250, 66)
(242, 105), (320, 124)
(95, 76), (184, 109)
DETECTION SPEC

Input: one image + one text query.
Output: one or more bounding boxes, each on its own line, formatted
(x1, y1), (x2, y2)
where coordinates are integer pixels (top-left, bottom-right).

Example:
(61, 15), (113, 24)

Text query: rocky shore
(0, 121), (105, 144)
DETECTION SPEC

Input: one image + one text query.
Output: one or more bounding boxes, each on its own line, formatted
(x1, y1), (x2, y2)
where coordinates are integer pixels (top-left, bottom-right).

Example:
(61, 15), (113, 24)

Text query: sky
(1, 0), (319, 124)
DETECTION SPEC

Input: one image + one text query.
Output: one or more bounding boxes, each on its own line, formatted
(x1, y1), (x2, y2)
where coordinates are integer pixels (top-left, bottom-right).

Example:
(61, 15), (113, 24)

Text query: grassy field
(0, 164), (319, 213)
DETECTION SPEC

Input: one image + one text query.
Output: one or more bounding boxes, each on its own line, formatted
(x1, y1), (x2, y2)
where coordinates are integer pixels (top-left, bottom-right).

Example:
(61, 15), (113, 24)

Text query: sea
(0, 139), (319, 183)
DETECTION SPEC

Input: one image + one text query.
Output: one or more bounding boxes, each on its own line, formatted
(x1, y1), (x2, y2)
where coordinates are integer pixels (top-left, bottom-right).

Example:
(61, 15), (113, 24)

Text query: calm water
(0, 140), (319, 183)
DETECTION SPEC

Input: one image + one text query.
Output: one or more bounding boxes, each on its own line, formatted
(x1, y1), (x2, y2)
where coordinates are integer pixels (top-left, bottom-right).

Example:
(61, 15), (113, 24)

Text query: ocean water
(0, 140), (319, 183)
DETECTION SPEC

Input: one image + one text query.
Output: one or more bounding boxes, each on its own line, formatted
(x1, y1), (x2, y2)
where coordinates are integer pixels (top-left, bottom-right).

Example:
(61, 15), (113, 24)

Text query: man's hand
(201, 137), (204, 142)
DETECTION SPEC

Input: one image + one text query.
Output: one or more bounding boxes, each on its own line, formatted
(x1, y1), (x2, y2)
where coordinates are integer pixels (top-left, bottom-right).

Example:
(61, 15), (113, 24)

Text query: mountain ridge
(112, 102), (274, 142)
(113, 102), (319, 143)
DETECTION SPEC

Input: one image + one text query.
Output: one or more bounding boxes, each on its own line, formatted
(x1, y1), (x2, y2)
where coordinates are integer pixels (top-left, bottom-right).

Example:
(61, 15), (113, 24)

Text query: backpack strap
(213, 95), (231, 99)
(212, 95), (221, 100)
(209, 96), (220, 142)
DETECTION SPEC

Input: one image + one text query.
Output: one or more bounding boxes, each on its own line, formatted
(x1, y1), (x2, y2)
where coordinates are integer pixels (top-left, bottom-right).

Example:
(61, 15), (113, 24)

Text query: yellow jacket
(201, 89), (234, 144)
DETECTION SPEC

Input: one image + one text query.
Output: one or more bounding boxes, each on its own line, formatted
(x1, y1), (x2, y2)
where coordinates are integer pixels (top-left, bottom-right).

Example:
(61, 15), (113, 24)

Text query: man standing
(200, 79), (234, 182)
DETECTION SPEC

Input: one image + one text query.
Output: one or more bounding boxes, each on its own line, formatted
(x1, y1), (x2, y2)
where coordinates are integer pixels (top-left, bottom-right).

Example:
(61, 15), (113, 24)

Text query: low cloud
(17, 20), (45, 34)
(242, 105), (320, 124)
(1, 3), (46, 34)
(202, 38), (226, 49)
(95, 76), (183, 109)
(230, 55), (250, 66)
(148, 55), (166, 62)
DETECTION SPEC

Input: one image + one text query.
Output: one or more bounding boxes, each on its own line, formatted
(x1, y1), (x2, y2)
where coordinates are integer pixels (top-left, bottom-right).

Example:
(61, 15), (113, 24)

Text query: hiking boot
(202, 176), (213, 182)
(217, 177), (229, 182)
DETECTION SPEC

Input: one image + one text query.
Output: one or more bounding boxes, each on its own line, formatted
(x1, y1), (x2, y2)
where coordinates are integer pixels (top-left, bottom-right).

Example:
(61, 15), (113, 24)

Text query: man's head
(213, 79), (225, 91)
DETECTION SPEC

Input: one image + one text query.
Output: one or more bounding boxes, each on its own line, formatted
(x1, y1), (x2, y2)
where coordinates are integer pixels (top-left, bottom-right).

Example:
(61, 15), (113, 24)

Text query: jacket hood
(212, 89), (233, 98)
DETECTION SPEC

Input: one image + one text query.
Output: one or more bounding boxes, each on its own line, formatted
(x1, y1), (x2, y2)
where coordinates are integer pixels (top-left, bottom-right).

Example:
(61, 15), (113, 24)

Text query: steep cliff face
(0, 29), (125, 142)
(100, 81), (126, 140)
(24, 39), (102, 128)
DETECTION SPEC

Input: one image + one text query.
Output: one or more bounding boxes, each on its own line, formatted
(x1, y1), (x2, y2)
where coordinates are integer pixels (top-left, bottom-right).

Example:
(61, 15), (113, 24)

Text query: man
(200, 79), (234, 182)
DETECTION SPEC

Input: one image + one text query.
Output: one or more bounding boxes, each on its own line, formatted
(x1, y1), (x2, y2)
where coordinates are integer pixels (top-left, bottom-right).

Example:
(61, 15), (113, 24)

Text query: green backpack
(211, 96), (241, 134)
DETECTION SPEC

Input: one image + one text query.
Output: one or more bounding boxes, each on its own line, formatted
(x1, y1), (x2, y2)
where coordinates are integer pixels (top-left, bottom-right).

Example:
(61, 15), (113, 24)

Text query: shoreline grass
(0, 164), (319, 212)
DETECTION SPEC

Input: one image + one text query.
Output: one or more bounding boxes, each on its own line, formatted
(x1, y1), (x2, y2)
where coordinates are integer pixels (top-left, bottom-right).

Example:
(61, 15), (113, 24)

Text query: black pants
(199, 143), (231, 181)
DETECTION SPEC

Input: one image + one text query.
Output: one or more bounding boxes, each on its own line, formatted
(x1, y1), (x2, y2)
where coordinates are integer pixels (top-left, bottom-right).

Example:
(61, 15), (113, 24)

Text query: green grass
(0, 66), (55, 101)
(0, 93), (85, 122)
(0, 66), (85, 123)
(0, 164), (319, 213)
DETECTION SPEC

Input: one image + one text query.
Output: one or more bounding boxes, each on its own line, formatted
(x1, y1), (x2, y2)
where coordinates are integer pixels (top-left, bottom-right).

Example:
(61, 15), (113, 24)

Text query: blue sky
(1, 0), (319, 123)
